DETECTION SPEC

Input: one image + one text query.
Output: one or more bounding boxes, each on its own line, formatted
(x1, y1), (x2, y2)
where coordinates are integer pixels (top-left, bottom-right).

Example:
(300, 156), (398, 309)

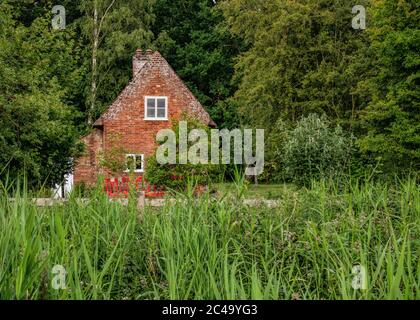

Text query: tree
(152, 0), (244, 128)
(0, 3), (82, 187)
(78, 0), (155, 124)
(355, 0), (420, 173)
(220, 0), (369, 128)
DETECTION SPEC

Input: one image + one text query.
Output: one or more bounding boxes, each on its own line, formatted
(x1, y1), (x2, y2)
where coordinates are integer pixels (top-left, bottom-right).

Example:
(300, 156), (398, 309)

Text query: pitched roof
(93, 50), (216, 127)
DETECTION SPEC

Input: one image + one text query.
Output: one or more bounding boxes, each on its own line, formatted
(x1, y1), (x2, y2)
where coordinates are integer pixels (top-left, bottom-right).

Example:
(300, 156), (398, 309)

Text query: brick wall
(73, 128), (104, 186)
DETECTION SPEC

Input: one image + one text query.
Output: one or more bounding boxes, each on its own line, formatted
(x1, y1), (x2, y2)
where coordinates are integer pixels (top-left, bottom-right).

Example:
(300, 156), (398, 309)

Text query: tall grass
(0, 176), (418, 299)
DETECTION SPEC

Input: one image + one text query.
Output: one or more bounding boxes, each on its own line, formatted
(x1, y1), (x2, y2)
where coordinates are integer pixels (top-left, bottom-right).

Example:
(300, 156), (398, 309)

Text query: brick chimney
(132, 49), (148, 78)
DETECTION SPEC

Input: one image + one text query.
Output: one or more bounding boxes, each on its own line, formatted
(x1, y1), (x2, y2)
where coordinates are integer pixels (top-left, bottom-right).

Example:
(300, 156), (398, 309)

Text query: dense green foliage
(78, 0), (155, 123)
(152, 0), (243, 128)
(145, 118), (225, 190)
(282, 114), (353, 186)
(356, 0), (420, 173)
(258, 114), (355, 185)
(0, 3), (82, 187)
(220, 0), (369, 125)
(220, 0), (419, 177)
(0, 177), (419, 299)
(0, 0), (419, 185)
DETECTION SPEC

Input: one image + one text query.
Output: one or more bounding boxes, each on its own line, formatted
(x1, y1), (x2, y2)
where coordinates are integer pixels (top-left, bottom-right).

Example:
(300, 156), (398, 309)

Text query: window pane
(157, 98), (166, 109)
(147, 98), (155, 117)
(135, 155), (143, 171)
(157, 98), (166, 118)
(157, 107), (166, 118)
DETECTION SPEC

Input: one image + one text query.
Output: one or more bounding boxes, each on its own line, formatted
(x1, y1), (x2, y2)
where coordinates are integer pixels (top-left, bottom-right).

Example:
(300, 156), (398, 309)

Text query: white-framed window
(125, 154), (144, 173)
(144, 96), (168, 120)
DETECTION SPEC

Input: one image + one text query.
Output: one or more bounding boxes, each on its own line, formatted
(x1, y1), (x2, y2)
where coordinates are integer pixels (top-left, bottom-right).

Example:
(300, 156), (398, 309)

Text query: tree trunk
(89, 2), (99, 125)
(61, 180), (65, 198)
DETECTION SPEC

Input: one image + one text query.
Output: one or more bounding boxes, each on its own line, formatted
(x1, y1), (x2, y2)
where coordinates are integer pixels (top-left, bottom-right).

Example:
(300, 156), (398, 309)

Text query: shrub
(261, 118), (290, 183)
(282, 114), (353, 186)
(145, 117), (225, 190)
(96, 133), (128, 175)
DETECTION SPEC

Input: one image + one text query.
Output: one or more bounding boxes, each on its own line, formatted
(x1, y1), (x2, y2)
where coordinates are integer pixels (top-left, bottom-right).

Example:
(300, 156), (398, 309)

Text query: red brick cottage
(73, 49), (216, 186)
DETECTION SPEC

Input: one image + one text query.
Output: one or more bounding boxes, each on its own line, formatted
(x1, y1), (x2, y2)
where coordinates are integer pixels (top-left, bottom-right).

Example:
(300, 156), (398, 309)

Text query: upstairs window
(125, 154), (144, 173)
(145, 96), (168, 120)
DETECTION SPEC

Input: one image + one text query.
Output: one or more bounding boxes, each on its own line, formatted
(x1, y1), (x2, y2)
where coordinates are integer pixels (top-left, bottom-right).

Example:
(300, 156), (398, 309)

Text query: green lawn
(214, 182), (297, 199)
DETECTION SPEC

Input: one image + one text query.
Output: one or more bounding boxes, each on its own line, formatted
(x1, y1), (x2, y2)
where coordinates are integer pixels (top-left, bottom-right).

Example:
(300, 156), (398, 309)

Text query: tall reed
(0, 175), (418, 299)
